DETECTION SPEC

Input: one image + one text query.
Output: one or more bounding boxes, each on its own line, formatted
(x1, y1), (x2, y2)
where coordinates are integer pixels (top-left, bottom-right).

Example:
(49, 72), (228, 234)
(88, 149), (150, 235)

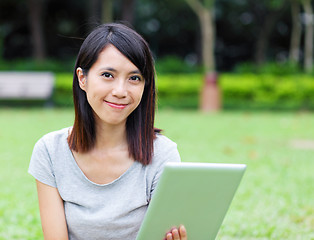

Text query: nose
(111, 79), (127, 98)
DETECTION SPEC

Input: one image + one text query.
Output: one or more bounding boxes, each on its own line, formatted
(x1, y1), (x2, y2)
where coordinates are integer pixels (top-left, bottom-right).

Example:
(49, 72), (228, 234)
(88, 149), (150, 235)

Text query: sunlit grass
(156, 110), (314, 239)
(0, 108), (313, 239)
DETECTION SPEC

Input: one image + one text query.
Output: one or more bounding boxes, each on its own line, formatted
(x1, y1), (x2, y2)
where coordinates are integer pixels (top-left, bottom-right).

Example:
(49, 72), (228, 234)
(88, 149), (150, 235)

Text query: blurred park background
(0, 0), (314, 239)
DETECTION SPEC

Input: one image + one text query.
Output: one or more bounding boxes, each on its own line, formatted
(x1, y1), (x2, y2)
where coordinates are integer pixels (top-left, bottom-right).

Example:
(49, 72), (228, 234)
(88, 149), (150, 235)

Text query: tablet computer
(136, 162), (246, 240)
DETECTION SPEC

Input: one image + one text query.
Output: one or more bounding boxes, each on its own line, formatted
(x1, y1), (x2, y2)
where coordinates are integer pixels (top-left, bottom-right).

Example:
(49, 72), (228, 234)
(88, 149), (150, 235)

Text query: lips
(105, 100), (128, 109)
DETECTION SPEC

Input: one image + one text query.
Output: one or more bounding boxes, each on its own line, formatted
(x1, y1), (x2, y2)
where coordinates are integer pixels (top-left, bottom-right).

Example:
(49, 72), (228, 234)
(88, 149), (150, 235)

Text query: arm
(36, 180), (69, 240)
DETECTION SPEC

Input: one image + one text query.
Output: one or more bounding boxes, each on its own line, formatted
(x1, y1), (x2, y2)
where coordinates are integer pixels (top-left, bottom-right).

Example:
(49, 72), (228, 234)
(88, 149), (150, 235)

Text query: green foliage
(156, 73), (202, 108)
(54, 73), (74, 107)
(203, 0), (215, 9)
(155, 55), (201, 74)
(267, 0), (286, 9)
(233, 61), (303, 75)
(157, 73), (314, 110)
(221, 74), (314, 110)
(53, 73), (314, 110)
(0, 59), (74, 72)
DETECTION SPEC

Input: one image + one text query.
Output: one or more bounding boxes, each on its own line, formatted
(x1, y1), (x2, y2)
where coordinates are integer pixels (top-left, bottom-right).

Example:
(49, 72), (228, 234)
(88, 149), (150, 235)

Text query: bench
(0, 72), (55, 106)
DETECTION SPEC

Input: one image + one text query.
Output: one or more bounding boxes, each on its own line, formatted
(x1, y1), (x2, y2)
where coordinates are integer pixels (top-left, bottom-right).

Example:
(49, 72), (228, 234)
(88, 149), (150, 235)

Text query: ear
(76, 67), (87, 91)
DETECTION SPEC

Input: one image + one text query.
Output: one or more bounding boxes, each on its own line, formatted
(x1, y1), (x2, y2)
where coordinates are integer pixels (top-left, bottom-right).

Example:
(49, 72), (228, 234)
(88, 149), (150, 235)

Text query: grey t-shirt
(28, 127), (181, 240)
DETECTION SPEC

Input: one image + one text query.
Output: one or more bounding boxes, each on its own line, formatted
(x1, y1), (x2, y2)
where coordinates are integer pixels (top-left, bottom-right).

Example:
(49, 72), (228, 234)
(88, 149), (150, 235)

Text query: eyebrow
(100, 67), (142, 75)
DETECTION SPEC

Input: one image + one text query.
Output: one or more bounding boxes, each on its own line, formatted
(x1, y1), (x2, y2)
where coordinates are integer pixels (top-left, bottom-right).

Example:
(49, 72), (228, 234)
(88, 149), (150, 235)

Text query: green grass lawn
(0, 108), (313, 239)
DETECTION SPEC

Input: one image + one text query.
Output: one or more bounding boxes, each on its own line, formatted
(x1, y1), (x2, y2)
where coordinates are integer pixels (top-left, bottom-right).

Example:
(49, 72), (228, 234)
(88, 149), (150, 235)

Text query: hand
(164, 225), (187, 240)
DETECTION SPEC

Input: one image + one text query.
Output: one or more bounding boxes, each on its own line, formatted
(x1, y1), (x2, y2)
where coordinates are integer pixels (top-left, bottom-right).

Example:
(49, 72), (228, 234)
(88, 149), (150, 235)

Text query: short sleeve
(150, 137), (181, 197)
(28, 138), (57, 188)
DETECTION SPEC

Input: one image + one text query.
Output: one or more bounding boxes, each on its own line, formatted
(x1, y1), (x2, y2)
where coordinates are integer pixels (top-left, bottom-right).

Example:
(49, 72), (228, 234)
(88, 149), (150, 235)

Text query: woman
(29, 23), (187, 240)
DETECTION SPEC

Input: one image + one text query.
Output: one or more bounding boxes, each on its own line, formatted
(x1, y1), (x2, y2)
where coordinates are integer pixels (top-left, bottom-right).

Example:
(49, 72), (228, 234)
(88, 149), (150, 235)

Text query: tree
(302, 0), (313, 72)
(289, 0), (302, 63)
(185, 0), (215, 72)
(185, 0), (220, 112)
(89, 0), (102, 26)
(102, 0), (113, 23)
(121, 0), (136, 24)
(288, 0), (313, 72)
(27, 0), (46, 61)
(252, 0), (288, 65)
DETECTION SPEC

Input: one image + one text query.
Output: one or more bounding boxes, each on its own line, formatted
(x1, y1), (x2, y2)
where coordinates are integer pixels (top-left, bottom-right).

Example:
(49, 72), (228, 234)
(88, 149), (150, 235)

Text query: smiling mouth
(105, 101), (128, 109)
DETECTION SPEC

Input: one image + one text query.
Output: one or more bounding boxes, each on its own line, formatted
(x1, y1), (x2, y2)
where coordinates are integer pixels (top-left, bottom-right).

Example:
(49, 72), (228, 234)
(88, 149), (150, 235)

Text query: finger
(172, 228), (180, 240)
(166, 233), (173, 240)
(179, 225), (187, 240)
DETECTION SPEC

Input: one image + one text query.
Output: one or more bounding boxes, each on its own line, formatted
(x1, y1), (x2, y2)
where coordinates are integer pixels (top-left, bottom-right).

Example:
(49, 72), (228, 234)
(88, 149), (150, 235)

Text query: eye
(129, 75), (142, 82)
(101, 72), (113, 78)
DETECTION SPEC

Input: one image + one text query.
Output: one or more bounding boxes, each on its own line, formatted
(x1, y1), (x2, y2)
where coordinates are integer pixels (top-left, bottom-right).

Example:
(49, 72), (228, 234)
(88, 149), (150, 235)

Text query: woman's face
(77, 44), (145, 128)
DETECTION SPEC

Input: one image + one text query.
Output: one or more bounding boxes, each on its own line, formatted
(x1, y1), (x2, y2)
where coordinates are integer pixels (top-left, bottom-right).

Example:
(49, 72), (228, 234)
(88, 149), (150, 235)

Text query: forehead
(92, 44), (140, 72)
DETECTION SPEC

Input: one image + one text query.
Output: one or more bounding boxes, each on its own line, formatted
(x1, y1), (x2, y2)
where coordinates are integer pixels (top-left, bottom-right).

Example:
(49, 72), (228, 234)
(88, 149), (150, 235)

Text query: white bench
(0, 72), (55, 105)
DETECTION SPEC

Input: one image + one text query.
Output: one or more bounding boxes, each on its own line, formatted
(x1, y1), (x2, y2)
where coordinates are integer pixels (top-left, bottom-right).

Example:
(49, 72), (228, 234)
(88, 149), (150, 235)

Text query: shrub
(0, 59), (74, 72)
(221, 74), (314, 110)
(155, 55), (201, 74)
(233, 61), (303, 75)
(53, 73), (314, 110)
(53, 73), (73, 107)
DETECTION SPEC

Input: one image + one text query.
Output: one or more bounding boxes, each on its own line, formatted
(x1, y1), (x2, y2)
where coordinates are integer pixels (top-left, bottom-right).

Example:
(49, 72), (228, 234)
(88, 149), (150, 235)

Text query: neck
(94, 119), (128, 151)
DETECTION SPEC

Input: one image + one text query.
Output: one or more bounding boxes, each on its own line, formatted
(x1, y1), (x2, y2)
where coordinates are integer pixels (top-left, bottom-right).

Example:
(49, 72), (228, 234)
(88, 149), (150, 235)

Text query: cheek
(136, 87), (145, 103)
(85, 80), (108, 99)
(84, 87), (104, 109)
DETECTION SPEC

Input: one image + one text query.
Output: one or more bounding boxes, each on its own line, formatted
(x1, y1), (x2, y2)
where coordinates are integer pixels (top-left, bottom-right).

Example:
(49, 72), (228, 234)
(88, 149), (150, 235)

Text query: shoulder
(143, 134), (180, 198)
(151, 133), (181, 167)
(37, 127), (70, 146)
(153, 133), (178, 155)
(33, 127), (70, 154)
(29, 127), (71, 188)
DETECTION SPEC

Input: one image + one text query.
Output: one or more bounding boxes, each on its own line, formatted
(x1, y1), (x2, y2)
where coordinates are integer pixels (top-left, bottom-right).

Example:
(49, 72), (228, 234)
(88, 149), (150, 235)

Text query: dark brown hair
(68, 23), (160, 165)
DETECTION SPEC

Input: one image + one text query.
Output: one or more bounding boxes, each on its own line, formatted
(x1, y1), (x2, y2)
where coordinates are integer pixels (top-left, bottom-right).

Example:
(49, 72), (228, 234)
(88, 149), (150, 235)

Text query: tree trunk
(289, 0), (302, 63)
(254, 9), (282, 65)
(102, 0), (113, 23)
(121, 0), (136, 24)
(186, 0), (216, 72)
(89, 0), (102, 26)
(254, 2), (288, 65)
(199, 8), (216, 72)
(27, 0), (46, 61)
(186, 0), (220, 112)
(302, 0), (313, 73)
